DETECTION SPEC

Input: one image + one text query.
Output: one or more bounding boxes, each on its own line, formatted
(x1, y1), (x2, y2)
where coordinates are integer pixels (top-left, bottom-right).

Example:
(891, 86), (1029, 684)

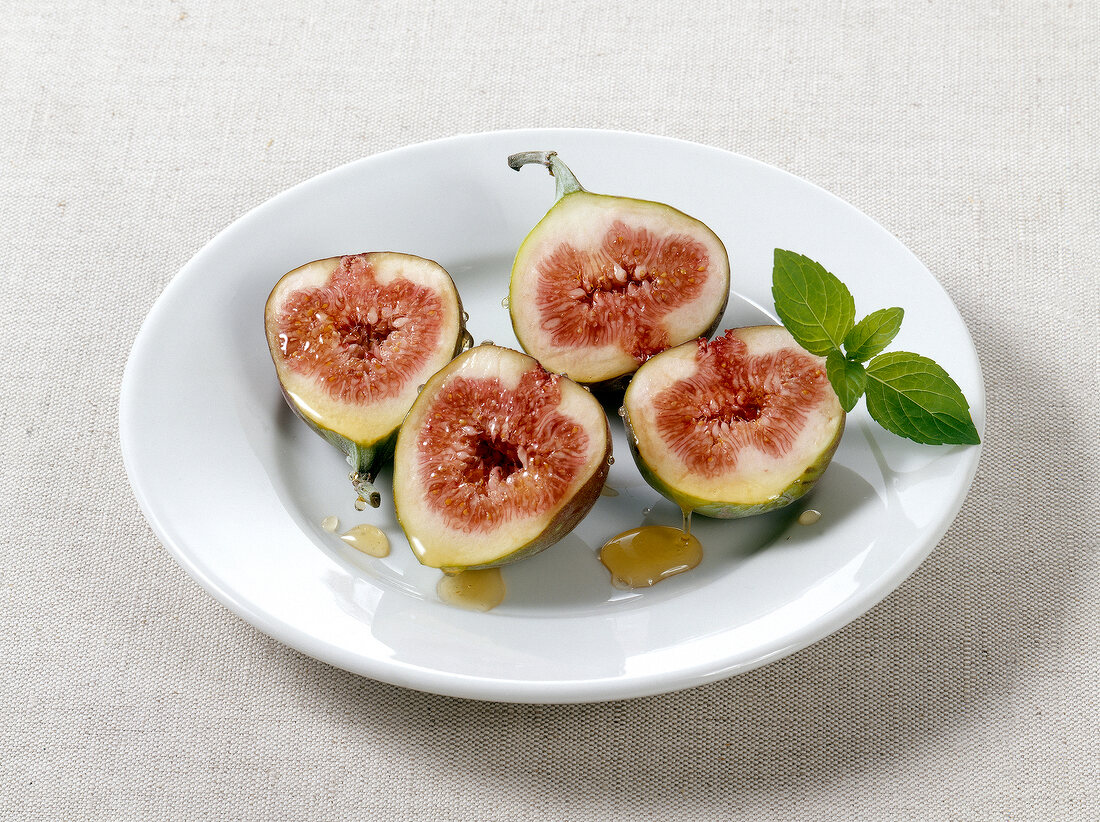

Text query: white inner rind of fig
(625, 326), (844, 505)
(265, 253), (462, 446)
(394, 346), (608, 569)
(510, 192), (729, 384)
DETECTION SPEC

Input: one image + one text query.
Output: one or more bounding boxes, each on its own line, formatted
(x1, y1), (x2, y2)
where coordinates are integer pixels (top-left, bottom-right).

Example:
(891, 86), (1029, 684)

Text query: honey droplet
(798, 509), (822, 526)
(599, 525), (702, 588)
(340, 524), (390, 557)
(501, 296), (510, 309)
(436, 568), (505, 611)
(320, 515), (339, 533)
(600, 484), (619, 498)
(354, 497), (367, 511)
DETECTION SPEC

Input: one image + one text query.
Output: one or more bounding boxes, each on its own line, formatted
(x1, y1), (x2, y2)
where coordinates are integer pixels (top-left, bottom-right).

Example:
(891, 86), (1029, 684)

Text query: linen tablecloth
(2, 1), (1096, 818)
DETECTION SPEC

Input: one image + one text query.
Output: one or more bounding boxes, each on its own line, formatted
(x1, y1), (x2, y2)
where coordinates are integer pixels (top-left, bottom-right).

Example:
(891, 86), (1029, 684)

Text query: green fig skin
(622, 407), (844, 518)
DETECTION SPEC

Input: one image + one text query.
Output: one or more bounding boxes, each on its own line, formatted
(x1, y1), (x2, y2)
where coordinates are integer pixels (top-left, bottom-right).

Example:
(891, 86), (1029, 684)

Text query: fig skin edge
(506, 151), (730, 396)
(392, 345), (612, 572)
(264, 253), (472, 508)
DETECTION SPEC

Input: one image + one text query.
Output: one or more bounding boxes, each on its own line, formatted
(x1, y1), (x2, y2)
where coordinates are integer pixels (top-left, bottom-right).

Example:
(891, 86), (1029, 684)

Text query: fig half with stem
(622, 326), (845, 518)
(507, 151), (730, 392)
(393, 344), (611, 571)
(265, 252), (471, 508)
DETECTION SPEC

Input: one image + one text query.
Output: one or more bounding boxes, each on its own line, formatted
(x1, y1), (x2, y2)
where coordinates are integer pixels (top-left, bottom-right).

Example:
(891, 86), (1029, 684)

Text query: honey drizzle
(599, 508), (702, 588)
(437, 568), (506, 611)
(798, 508), (822, 525)
(340, 524), (390, 557)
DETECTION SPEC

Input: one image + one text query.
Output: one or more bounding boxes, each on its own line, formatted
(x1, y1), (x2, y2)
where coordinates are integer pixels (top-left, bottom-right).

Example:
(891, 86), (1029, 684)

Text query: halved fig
(393, 344), (611, 571)
(623, 326), (845, 518)
(507, 151), (730, 390)
(265, 252), (470, 507)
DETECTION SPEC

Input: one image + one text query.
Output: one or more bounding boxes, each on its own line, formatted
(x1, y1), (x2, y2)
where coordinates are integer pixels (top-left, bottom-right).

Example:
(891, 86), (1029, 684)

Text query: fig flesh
(265, 252), (470, 507)
(393, 344), (611, 571)
(507, 151), (730, 389)
(623, 326), (845, 518)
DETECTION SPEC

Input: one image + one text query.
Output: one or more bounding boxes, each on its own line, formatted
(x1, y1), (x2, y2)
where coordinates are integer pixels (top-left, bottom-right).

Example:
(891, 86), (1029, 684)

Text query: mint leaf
(844, 307), (904, 362)
(772, 249), (855, 356)
(864, 352), (980, 445)
(825, 350), (866, 412)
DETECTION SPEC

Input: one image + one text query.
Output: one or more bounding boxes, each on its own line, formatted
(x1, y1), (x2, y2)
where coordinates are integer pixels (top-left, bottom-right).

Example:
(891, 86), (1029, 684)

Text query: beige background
(2, 1), (1097, 819)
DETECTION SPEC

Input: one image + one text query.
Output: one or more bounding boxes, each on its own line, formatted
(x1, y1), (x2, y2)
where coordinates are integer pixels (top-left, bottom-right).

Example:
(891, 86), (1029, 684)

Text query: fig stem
(350, 472), (382, 509)
(507, 150), (585, 201)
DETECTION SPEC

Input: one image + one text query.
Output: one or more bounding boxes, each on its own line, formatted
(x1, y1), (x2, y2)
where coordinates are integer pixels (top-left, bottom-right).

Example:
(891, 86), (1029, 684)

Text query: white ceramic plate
(120, 129), (984, 703)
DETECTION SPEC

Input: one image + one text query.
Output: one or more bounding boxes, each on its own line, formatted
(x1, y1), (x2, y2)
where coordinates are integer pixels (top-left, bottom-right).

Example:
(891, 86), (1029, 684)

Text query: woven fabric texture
(1, 1), (1097, 819)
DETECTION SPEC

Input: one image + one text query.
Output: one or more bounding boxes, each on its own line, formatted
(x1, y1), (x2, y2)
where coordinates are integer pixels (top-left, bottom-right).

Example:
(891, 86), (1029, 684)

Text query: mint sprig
(772, 249), (980, 446)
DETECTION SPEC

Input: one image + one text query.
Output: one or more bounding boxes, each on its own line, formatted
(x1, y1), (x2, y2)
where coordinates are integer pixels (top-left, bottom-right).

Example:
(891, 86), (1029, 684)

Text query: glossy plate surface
(120, 129), (984, 702)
